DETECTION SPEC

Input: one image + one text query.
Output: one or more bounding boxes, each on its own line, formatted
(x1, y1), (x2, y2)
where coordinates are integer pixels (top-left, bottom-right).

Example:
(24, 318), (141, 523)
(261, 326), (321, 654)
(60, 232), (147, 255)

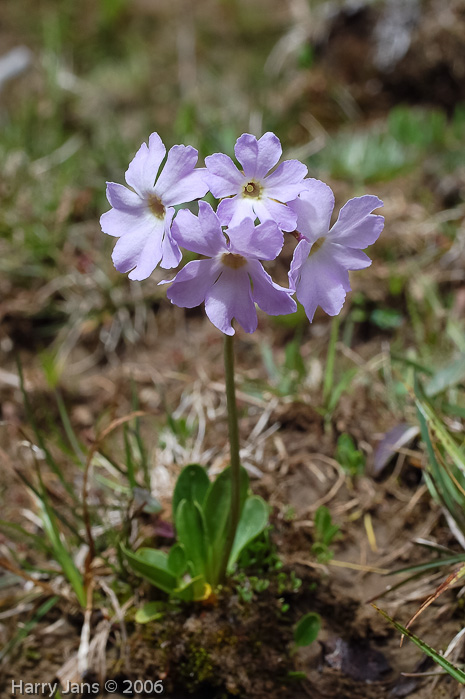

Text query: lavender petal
(234, 132), (282, 179)
(125, 132), (166, 196)
(329, 195), (384, 248)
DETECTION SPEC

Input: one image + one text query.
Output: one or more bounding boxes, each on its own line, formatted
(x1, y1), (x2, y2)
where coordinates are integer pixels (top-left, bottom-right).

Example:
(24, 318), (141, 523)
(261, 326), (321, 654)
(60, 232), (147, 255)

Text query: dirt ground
(1, 305), (464, 698)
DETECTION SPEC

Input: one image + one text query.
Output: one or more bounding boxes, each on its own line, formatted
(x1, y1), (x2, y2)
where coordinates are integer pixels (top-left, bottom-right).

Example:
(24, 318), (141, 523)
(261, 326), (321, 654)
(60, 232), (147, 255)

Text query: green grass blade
(130, 383), (151, 490)
(416, 401), (458, 515)
(0, 595), (59, 662)
(38, 498), (86, 607)
(373, 605), (465, 683)
(0, 520), (52, 553)
(415, 386), (465, 477)
(391, 354), (434, 376)
(14, 466), (84, 539)
(441, 402), (465, 420)
(390, 554), (465, 576)
(55, 389), (86, 465)
(414, 378), (465, 534)
(327, 368), (358, 415)
(16, 357), (79, 503)
(124, 425), (137, 489)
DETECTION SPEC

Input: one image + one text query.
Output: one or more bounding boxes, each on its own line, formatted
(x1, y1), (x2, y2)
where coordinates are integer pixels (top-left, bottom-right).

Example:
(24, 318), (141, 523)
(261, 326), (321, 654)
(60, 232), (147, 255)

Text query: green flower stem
(218, 332), (242, 584)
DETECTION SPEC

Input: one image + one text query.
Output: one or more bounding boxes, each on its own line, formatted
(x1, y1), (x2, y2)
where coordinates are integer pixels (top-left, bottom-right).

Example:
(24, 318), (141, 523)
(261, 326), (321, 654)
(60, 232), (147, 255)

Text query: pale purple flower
(204, 132), (308, 232)
(288, 179), (384, 322)
(164, 202), (297, 335)
(100, 132), (208, 280)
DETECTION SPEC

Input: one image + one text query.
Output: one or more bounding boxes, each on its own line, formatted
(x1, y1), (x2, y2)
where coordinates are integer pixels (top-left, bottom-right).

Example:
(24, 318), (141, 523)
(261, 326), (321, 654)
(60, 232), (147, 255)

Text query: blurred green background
(1, 0), (464, 365)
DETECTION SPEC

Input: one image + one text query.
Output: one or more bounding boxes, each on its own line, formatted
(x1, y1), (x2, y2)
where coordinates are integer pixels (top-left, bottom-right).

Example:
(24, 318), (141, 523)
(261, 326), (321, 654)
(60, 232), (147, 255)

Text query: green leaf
(294, 612), (321, 648)
(373, 605), (465, 683)
(175, 499), (208, 578)
(172, 464), (210, 517)
(425, 355), (465, 397)
(286, 671), (308, 681)
(168, 543), (188, 578)
(414, 379), (465, 534)
(203, 466), (249, 581)
(314, 505), (340, 547)
(327, 368), (358, 415)
(121, 545), (177, 594)
(203, 466), (249, 547)
(227, 496), (269, 573)
(134, 601), (166, 624)
(260, 342), (280, 383)
(415, 383), (465, 476)
(174, 575), (209, 602)
(370, 308), (404, 330)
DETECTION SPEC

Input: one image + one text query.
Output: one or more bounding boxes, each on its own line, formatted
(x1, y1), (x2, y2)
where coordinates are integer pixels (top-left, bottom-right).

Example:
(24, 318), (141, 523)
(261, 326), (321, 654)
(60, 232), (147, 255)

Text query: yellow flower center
(242, 180), (262, 198)
(221, 252), (247, 269)
(309, 236), (325, 256)
(148, 193), (165, 219)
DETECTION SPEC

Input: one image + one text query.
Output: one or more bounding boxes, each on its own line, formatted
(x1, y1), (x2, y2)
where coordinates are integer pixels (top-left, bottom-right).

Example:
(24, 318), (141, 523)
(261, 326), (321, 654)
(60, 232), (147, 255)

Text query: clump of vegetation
(311, 505), (341, 563)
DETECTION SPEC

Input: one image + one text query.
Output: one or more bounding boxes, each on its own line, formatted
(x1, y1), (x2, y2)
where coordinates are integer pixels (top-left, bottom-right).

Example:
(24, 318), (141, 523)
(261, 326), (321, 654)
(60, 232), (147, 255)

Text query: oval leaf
(168, 543), (188, 578)
(204, 466), (249, 575)
(121, 545), (177, 594)
(294, 612), (321, 648)
(227, 495), (269, 573)
(135, 601), (166, 624)
(172, 464), (210, 517)
(175, 499), (208, 577)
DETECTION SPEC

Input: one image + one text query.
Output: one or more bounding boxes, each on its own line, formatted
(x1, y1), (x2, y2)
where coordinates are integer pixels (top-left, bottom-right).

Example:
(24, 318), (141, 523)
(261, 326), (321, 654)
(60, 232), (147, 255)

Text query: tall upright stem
(218, 333), (242, 584)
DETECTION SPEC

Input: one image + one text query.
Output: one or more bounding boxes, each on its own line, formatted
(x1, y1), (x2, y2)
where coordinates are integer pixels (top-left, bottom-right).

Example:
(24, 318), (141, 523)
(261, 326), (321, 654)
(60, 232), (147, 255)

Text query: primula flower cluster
(101, 131), (384, 335)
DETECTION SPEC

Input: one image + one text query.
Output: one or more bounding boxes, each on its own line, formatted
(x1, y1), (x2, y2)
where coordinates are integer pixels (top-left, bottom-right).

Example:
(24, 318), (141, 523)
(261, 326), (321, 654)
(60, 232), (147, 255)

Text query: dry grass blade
(401, 563), (465, 646)
(99, 577), (129, 672)
(0, 555), (55, 595)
